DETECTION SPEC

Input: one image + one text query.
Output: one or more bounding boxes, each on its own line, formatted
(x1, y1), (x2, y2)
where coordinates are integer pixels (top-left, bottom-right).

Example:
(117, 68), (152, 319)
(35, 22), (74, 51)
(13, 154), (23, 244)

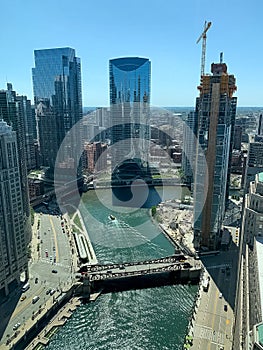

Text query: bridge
(76, 255), (202, 298)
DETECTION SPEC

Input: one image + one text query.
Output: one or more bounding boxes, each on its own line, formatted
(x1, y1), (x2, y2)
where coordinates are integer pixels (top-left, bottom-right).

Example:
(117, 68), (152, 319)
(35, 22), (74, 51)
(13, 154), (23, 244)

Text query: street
(191, 241), (239, 350)
(0, 210), (76, 349)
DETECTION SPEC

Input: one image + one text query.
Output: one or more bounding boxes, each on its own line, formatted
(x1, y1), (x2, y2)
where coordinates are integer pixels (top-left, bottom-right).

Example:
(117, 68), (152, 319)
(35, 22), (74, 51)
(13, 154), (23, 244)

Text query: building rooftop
(0, 119), (12, 135)
(255, 237), (263, 318)
(257, 323), (263, 346)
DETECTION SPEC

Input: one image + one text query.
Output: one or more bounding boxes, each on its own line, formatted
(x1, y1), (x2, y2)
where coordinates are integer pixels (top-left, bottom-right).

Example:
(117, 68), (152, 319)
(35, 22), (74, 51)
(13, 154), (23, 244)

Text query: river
(46, 186), (197, 350)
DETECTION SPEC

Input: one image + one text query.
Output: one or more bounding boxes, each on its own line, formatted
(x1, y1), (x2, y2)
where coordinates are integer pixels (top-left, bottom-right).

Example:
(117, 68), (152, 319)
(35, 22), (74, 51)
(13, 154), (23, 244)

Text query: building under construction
(193, 60), (237, 250)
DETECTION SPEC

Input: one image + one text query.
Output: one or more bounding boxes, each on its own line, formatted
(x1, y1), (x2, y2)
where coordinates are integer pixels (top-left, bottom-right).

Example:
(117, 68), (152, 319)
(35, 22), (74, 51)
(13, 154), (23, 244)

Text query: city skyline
(1, 1), (263, 107)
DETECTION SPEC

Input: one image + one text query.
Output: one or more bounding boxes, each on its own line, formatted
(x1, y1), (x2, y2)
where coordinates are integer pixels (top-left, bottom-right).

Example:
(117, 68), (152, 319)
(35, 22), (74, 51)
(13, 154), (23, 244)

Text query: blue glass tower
(109, 57), (151, 184)
(32, 47), (82, 169)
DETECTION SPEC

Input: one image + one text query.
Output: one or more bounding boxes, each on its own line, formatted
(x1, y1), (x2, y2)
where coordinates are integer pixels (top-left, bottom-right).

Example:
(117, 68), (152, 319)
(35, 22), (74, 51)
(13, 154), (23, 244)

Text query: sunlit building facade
(0, 121), (29, 297)
(193, 61), (237, 250)
(32, 47), (82, 170)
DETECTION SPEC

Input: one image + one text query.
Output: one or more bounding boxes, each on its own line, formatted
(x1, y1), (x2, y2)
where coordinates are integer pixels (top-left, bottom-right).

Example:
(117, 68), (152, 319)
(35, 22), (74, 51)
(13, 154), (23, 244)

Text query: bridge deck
(79, 256), (201, 282)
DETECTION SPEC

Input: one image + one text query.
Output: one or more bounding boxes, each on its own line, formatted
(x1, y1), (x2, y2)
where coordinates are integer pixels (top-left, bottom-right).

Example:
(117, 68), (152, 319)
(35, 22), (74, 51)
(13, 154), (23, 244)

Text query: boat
(109, 214), (116, 221)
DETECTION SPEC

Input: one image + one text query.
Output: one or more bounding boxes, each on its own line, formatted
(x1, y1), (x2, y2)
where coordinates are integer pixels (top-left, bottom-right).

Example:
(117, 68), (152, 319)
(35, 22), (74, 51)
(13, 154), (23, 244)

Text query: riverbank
(25, 297), (81, 350)
(22, 187), (197, 350)
(152, 201), (195, 256)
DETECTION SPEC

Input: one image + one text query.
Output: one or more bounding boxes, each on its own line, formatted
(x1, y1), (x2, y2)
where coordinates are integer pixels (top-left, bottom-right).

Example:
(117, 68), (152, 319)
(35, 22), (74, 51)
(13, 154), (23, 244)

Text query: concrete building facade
(0, 120), (29, 297)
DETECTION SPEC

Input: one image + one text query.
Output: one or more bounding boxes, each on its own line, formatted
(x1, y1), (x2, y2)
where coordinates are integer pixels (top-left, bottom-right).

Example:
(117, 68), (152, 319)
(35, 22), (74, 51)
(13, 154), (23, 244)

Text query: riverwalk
(25, 297), (81, 350)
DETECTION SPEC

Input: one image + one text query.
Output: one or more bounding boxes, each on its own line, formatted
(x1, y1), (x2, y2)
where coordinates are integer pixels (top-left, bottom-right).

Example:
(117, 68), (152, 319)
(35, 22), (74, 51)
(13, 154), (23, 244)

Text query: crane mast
(196, 21), (212, 77)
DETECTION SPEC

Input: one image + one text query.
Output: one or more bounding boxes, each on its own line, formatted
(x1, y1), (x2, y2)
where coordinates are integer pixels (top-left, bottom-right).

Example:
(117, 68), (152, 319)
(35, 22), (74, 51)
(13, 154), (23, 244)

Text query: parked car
(52, 269), (58, 273)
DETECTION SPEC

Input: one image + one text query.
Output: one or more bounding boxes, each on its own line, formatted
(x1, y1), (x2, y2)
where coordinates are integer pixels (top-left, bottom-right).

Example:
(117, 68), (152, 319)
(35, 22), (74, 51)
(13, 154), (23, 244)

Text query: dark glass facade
(32, 47), (82, 169)
(109, 57), (151, 183)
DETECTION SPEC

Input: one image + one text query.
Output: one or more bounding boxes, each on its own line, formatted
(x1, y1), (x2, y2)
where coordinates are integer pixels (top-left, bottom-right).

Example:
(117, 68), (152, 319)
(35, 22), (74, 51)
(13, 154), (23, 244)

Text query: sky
(1, 0), (263, 107)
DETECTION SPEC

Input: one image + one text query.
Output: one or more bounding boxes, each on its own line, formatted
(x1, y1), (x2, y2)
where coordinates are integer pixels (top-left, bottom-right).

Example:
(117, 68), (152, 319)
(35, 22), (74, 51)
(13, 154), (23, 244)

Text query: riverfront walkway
(24, 297), (81, 350)
(71, 209), (98, 265)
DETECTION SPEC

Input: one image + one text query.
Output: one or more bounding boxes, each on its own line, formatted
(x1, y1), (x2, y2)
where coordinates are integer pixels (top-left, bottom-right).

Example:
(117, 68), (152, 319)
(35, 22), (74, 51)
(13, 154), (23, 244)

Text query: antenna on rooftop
(220, 52), (223, 64)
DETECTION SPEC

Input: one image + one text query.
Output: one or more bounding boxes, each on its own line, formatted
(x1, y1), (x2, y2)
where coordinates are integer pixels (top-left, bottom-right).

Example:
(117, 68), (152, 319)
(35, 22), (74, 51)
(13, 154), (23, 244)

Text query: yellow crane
(196, 21), (212, 77)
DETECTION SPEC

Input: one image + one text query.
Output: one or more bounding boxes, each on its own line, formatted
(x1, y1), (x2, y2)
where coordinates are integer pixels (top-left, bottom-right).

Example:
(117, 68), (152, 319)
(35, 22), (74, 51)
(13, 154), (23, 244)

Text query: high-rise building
(233, 172), (263, 348)
(0, 120), (29, 296)
(15, 94), (37, 171)
(244, 140), (263, 192)
(32, 47), (82, 170)
(83, 141), (107, 173)
(109, 57), (151, 181)
(193, 61), (237, 250)
(0, 84), (31, 242)
(182, 110), (198, 187)
(258, 114), (263, 136)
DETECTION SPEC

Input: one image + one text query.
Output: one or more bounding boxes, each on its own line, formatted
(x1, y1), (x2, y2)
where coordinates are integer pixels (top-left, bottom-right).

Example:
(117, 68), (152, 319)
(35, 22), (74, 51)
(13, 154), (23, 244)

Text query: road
(0, 212), (76, 349)
(191, 243), (239, 350)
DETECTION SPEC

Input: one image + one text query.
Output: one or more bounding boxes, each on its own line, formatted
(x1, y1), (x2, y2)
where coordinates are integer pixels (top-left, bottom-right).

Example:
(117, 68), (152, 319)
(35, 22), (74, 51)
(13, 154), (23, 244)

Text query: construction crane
(196, 21), (212, 77)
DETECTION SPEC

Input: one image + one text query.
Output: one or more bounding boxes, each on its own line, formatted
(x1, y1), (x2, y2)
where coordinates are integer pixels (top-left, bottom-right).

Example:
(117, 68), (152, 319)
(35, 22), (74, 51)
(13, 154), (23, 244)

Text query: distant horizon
(83, 106), (263, 109)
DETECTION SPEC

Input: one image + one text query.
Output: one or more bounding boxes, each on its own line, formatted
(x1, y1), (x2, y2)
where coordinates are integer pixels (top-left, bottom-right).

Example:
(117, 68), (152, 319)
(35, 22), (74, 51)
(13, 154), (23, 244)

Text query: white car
(219, 293), (223, 299)
(13, 323), (21, 331)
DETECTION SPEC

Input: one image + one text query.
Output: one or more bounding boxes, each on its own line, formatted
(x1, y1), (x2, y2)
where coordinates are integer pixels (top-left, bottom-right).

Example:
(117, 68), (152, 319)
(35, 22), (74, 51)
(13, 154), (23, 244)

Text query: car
(20, 295), (27, 301)
(13, 323), (21, 331)
(52, 269), (58, 273)
(224, 304), (228, 311)
(35, 277), (38, 284)
(219, 293), (222, 299)
(50, 256), (53, 261)
(46, 288), (52, 295)
(32, 296), (40, 304)
(50, 289), (56, 295)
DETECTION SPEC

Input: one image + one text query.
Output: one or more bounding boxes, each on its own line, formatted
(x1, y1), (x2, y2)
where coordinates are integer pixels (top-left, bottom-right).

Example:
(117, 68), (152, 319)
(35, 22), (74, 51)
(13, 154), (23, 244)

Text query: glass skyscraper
(193, 61), (237, 250)
(109, 57), (151, 184)
(32, 47), (82, 170)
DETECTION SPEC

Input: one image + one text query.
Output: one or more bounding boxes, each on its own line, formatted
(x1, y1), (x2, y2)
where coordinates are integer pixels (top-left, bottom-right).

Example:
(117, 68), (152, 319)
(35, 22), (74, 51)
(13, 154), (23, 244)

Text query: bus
(196, 250), (220, 258)
(22, 282), (30, 292)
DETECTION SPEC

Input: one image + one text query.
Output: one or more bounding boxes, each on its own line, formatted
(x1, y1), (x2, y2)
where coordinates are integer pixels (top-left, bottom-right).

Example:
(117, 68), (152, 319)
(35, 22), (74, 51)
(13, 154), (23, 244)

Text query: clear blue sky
(1, 0), (263, 107)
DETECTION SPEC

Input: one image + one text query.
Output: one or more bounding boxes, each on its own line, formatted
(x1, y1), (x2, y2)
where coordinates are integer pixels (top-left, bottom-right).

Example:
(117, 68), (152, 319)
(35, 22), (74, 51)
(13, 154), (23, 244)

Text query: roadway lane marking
(207, 284), (219, 350)
(10, 286), (45, 320)
(194, 325), (224, 345)
(49, 216), (59, 263)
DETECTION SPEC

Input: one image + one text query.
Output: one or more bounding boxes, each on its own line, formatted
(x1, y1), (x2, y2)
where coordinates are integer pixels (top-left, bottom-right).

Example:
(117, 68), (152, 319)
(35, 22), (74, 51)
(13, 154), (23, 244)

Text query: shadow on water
(112, 185), (162, 208)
